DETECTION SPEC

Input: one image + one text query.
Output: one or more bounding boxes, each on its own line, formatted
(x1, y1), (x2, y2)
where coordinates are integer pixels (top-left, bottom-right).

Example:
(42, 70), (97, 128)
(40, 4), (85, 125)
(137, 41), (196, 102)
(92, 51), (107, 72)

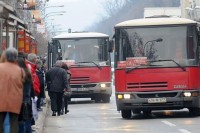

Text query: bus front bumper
(70, 82), (112, 98)
(116, 90), (200, 111)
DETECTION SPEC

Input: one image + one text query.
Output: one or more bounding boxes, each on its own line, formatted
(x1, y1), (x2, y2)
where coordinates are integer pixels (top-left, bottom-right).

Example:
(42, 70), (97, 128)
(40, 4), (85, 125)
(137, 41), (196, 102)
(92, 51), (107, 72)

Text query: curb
(34, 93), (50, 133)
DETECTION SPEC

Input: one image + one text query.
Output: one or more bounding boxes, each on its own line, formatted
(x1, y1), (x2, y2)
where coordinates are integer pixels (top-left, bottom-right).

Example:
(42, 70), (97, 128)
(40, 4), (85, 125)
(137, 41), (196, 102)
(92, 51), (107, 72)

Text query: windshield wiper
(75, 61), (102, 69)
(149, 59), (186, 71)
(126, 64), (162, 73)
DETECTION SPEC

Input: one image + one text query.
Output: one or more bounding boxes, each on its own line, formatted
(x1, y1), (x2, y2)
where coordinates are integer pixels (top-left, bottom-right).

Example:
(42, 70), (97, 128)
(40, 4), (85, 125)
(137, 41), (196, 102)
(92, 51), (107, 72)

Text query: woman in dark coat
(18, 53), (34, 133)
(61, 63), (71, 114)
(36, 60), (45, 111)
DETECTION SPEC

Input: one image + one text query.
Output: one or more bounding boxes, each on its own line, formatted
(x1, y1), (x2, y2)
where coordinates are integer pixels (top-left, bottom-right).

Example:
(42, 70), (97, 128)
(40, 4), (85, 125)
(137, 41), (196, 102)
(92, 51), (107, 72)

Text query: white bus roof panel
(53, 32), (109, 39)
(115, 18), (198, 27)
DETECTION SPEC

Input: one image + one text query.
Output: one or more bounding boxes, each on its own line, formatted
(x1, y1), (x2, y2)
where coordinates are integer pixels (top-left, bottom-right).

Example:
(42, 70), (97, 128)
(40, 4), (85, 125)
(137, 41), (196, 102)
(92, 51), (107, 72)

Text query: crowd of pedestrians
(0, 47), (71, 133)
(0, 48), (47, 133)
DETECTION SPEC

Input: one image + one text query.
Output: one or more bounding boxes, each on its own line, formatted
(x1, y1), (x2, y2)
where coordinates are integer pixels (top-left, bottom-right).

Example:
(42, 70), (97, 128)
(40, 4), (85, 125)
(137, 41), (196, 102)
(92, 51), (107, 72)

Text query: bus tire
(94, 97), (101, 103)
(121, 110), (132, 119)
(102, 95), (110, 103)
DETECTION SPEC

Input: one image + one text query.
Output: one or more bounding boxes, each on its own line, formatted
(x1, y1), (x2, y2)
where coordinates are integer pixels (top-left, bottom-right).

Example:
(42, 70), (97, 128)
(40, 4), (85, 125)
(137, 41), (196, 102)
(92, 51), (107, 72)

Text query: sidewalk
(33, 95), (50, 133)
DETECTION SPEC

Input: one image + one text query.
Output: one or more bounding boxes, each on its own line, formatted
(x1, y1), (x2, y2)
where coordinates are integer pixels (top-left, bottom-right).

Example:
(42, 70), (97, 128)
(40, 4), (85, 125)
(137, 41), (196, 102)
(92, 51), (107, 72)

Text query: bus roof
(115, 18), (198, 27)
(52, 32), (109, 39)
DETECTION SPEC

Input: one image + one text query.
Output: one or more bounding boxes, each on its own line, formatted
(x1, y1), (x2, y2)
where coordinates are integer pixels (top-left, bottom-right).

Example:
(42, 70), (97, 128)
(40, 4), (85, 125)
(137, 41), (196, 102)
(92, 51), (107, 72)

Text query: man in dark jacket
(46, 60), (68, 116)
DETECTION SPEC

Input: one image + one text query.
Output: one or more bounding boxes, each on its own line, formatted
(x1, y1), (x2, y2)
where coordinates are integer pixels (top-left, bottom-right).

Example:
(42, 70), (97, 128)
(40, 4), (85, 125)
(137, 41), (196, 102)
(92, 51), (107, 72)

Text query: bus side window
(187, 36), (195, 59)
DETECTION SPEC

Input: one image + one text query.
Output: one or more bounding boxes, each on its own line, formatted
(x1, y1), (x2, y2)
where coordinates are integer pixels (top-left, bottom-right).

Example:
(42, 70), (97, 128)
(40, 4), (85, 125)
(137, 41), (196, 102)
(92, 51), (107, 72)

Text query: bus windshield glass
(115, 25), (198, 67)
(58, 38), (109, 65)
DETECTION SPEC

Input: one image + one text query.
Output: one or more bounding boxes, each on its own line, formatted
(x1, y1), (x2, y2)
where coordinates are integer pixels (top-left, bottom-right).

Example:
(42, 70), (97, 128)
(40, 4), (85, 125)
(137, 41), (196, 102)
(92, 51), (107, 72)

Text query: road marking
(161, 120), (176, 127)
(178, 129), (191, 133)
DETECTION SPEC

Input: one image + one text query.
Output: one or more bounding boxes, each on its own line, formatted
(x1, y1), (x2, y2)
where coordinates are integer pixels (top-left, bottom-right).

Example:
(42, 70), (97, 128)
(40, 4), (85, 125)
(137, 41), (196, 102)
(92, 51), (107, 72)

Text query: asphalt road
(43, 88), (200, 133)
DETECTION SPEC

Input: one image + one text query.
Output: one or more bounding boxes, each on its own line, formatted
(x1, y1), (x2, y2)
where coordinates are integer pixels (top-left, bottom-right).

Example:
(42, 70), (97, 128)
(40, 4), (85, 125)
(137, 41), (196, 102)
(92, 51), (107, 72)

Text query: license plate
(78, 88), (87, 91)
(148, 98), (166, 103)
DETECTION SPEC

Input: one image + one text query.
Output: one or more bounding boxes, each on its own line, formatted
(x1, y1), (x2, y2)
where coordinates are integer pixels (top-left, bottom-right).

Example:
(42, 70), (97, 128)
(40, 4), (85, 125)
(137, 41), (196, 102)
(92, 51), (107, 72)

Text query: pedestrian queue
(0, 48), (49, 133)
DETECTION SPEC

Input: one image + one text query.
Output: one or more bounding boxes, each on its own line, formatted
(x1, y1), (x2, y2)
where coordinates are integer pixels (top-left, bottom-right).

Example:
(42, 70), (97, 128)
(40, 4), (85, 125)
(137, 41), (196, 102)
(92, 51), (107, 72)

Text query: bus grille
(127, 82), (168, 89)
(70, 77), (90, 83)
(137, 92), (178, 98)
(71, 84), (97, 88)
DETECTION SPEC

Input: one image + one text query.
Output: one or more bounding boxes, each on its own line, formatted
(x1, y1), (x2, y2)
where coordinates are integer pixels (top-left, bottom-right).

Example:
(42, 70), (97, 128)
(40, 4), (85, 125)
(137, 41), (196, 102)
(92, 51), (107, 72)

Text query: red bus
(48, 32), (112, 103)
(114, 17), (200, 118)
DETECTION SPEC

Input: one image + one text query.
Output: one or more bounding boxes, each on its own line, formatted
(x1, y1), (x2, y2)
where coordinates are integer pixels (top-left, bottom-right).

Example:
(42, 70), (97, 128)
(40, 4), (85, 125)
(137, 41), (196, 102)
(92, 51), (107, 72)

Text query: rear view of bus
(48, 32), (112, 103)
(114, 17), (200, 118)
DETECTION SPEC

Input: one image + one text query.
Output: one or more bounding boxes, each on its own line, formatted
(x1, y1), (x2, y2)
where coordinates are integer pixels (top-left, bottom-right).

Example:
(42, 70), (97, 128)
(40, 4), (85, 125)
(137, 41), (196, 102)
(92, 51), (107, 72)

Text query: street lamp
(43, 11), (66, 19)
(46, 24), (62, 29)
(42, 5), (64, 10)
(44, 18), (54, 22)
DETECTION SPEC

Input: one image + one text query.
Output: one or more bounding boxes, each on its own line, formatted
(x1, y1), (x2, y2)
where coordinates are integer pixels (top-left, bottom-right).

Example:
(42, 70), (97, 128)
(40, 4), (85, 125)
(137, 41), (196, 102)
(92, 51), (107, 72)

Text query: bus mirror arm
(48, 42), (53, 53)
(108, 40), (114, 52)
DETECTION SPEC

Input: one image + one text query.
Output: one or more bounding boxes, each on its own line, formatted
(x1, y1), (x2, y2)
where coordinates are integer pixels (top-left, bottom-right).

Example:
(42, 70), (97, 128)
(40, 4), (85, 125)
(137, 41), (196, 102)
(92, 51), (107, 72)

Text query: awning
(0, 1), (25, 28)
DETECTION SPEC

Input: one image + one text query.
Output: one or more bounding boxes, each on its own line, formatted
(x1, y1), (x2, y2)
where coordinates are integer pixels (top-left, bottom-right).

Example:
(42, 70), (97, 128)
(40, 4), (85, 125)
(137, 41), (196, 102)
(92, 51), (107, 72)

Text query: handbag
(19, 102), (32, 121)
(64, 89), (72, 97)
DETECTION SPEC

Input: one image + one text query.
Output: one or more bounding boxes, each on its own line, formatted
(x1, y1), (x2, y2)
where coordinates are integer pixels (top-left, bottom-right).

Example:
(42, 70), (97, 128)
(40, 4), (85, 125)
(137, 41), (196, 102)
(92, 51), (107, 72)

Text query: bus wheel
(102, 95), (110, 103)
(189, 108), (200, 116)
(94, 97), (101, 103)
(121, 110), (132, 119)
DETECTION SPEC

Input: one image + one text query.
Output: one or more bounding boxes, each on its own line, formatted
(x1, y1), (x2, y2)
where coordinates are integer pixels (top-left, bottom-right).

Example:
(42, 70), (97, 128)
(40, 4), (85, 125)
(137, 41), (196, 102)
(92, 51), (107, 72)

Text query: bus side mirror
(108, 40), (114, 52)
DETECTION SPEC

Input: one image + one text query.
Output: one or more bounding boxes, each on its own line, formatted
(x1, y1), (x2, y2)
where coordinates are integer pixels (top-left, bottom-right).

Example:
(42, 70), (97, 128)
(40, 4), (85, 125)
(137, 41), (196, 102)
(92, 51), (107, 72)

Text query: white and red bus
(48, 32), (112, 103)
(114, 17), (200, 118)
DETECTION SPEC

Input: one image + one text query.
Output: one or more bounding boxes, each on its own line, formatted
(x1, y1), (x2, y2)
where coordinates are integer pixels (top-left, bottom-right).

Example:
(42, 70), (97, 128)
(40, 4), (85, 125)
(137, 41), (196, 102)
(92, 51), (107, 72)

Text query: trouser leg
(18, 121), (25, 133)
(25, 119), (32, 133)
(0, 112), (6, 133)
(56, 92), (63, 114)
(50, 92), (57, 112)
(61, 96), (64, 113)
(64, 96), (69, 111)
(9, 113), (19, 133)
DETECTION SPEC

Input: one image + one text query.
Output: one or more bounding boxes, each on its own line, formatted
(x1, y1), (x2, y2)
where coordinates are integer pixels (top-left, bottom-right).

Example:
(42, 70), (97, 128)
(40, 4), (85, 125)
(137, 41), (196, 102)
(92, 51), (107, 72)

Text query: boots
(52, 111), (56, 116)
(65, 109), (69, 114)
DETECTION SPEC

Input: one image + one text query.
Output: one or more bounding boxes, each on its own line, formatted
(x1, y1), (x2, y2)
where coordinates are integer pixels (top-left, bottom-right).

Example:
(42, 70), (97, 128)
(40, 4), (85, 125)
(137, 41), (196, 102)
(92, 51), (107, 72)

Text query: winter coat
(46, 66), (68, 93)
(36, 68), (45, 98)
(0, 62), (23, 114)
(26, 60), (40, 96)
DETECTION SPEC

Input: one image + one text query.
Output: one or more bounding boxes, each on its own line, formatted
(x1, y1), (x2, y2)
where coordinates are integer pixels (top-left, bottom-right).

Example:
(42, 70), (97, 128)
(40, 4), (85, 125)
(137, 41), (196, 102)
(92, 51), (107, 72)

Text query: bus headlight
(183, 92), (192, 97)
(117, 94), (123, 99)
(124, 94), (131, 99)
(100, 84), (106, 88)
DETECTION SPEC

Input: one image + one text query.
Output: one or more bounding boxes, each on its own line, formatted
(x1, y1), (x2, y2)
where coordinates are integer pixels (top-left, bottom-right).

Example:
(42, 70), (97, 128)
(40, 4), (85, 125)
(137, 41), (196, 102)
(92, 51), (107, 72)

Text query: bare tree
(102, 0), (126, 17)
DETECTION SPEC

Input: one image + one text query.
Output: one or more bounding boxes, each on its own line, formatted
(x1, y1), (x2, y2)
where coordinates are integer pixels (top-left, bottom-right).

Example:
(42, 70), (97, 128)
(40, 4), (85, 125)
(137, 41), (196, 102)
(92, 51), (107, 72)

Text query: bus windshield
(115, 25), (198, 67)
(58, 38), (109, 65)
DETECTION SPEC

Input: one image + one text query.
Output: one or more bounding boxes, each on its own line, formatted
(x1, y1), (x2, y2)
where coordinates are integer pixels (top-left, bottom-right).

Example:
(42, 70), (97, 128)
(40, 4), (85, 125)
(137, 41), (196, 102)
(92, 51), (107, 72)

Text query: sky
(44, 0), (108, 33)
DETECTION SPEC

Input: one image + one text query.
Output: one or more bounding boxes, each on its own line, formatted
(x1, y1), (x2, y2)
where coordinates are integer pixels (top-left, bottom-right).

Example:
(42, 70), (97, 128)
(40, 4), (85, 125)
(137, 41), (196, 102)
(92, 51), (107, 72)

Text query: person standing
(61, 63), (71, 115)
(17, 52), (33, 133)
(26, 53), (40, 130)
(36, 60), (45, 111)
(26, 53), (40, 96)
(46, 60), (68, 116)
(0, 47), (24, 132)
